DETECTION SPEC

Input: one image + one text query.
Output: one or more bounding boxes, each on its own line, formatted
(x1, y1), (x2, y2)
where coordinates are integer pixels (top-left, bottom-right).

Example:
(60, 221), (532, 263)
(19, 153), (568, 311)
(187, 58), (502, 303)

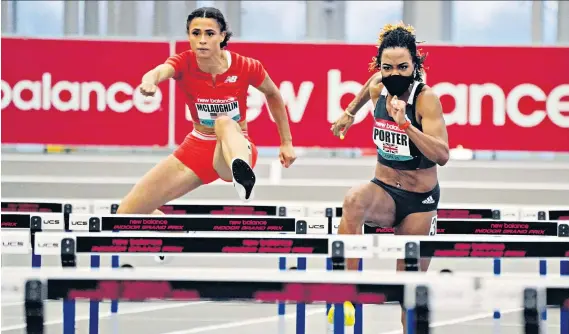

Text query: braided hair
(368, 22), (427, 82)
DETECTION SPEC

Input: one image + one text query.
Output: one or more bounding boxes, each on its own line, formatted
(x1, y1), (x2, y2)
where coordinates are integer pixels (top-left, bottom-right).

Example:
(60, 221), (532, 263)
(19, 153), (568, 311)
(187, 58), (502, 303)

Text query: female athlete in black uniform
(329, 22), (450, 331)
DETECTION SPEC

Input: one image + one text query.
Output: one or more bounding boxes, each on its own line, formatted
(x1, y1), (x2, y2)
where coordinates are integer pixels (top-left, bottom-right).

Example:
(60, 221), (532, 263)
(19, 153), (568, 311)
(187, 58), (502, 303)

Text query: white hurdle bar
(3, 201), (569, 332)
(1, 212), (329, 334)
(22, 231), (569, 334)
(3, 198), (569, 221)
(3, 211), (569, 334)
(3, 255), (569, 334)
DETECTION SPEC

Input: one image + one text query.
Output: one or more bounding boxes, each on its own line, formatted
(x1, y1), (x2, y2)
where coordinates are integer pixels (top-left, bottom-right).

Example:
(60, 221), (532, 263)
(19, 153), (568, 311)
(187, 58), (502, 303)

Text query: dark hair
(368, 22), (426, 82)
(186, 7), (233, 49)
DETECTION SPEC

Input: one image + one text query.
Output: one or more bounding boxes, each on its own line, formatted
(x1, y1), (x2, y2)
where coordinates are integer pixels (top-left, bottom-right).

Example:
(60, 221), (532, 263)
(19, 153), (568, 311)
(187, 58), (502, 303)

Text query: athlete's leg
(117, 155), (203, 214)
(331, 181), (397, 325)
(338, 181), (396, 270)
(214, 116), (251, 169)
(394, 211), (437, 333)
(213, 115), (256, 201)
(212, 139), (254, 179)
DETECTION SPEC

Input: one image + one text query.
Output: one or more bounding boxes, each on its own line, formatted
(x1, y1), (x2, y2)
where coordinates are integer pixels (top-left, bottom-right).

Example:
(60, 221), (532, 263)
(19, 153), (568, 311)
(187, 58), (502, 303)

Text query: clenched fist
(279, 142), (297, 168)
(139, 82), (158, 97)
(330, 111), (355, 140)
(390, 96), (408, 127)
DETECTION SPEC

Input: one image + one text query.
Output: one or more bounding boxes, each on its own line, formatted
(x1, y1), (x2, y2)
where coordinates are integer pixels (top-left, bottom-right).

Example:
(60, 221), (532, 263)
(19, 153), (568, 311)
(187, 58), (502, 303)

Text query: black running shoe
(231, 158), (256, 201)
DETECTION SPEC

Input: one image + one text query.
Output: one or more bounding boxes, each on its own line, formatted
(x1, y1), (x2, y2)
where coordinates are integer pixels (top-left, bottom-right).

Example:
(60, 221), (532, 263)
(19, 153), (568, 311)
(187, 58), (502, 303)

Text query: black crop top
(372, 81), (436, 170)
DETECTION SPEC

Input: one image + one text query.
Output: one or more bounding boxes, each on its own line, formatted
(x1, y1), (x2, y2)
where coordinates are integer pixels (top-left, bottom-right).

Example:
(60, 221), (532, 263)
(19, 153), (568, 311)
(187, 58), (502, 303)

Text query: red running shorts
(173, 129), (258, 185)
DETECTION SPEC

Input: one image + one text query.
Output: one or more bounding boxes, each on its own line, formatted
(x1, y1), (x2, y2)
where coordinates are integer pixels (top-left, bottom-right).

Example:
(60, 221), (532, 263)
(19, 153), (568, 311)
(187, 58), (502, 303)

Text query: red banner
(174, 41), (569, 152)
(1, 37), (170, 146)
(2, 37), (568, 151)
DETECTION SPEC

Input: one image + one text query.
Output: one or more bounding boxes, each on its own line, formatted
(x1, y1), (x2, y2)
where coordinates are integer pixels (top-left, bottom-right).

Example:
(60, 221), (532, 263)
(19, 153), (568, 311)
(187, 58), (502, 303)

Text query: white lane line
(378, 308), (523, 334)
(159, 307), (527, 334)
(1, 301), (24, 307)
(454, 322), (560, 328)
(160, 308), (326, 334)
(1, 301), (210, 331)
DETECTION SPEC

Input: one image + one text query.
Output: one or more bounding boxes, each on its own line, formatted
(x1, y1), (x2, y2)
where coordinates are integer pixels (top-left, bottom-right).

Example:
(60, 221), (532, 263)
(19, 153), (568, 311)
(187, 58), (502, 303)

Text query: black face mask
(382, 74), (414, 97)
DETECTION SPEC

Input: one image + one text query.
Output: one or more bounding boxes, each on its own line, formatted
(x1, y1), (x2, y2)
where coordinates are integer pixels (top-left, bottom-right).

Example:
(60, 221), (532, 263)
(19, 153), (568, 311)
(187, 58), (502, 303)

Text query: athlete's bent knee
(214, 115), (234, 133)
(339, 190), (366, 233)
(343, 189), (366, 217)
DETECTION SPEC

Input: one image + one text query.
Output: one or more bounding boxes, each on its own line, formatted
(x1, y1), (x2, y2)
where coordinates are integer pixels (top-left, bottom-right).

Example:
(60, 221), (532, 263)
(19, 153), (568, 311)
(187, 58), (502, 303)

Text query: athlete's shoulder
(229, 51), (267, 86)
(369, 81), (384, 99)
(415, 84), (437, 101)
(169, 49), (194, 60)
(229, 51), (264, 71)
(415, 84), (443, 115)
(166, 49), (195, 69)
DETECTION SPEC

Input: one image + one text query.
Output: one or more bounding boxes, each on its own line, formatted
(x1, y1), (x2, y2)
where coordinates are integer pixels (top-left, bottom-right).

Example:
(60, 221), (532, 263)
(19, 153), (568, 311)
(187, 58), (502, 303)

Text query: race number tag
(429, 216), (437, 236)
(195, 97), (240, 127)
(373, 120), (412, 161)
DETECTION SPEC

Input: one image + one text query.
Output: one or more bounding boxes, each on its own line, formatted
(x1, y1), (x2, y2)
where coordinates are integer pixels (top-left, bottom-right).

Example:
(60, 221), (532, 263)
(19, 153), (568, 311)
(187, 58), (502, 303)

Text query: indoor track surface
(2, 155), (567, 333)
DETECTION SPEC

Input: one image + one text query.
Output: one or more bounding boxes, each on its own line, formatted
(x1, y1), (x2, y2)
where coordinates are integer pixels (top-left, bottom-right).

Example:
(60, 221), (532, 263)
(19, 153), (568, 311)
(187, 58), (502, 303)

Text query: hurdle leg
(561, 260), (569, 334)
(539, 259), (547, 326)
(329, 241), (346, 334)
(89, 255), (101, 334)
(278, 257), (286, 325)
(333, 302), (345, 334)
(493, 258), (501, 334)
(61, 238), (77, 334)
(326, 258), (332, 314)
(404, 242), (419, 334)
(25, 280), (45, 334)
(296, 257), (306, 334)
(354, 259), (363, 334)
(110, 255), (120, 314)
(405, 307), (415, 334)
(31, 253), (42, 268)
(63, 295), (76, 333)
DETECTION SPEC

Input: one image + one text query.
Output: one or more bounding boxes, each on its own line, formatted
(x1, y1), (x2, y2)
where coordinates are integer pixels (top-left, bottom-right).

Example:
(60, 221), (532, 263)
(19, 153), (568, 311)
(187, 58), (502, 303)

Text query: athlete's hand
(279, 142), (297, 168)
(139, 82), (158, 97)
(390, 96), (408, 126)
(330, 111), (355, 140)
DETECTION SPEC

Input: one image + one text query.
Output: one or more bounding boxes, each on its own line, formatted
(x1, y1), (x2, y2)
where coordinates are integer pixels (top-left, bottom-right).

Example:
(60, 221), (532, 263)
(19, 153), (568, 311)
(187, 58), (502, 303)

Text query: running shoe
(231, 158), (256, 202)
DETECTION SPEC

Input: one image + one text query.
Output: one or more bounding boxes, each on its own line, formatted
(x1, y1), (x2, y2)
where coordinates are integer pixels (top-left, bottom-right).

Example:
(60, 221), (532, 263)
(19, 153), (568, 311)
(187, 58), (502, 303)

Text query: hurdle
(30, 228), (375, 334)
(2, 198), (333, 319)
(88, 199), (333, 322)
(5, 239), (569, 334)
(24, 230), (569, 334)
(4, 200), (569, 333)
(1, 212), (328, 333)
(333, 204), (569, 332)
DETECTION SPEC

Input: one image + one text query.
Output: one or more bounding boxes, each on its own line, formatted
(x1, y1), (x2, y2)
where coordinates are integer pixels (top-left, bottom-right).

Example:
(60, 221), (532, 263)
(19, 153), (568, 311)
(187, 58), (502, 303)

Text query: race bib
(195, 97), (241, 127)
(373, 119), (412, 161)
(429, 216), (437, 236)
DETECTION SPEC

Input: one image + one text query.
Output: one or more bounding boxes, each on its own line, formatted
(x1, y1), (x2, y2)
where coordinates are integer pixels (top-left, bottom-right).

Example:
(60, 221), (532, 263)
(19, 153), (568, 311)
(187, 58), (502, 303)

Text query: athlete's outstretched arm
(142, 64), (176, 85)
(346, 72), (382, 115)
(406, 89), (450, 166)
(256, 74), (293, 145)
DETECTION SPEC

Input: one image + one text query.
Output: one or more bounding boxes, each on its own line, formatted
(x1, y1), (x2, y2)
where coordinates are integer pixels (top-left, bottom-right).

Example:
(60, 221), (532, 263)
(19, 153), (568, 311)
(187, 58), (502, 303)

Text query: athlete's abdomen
(374, 162), (438, 193)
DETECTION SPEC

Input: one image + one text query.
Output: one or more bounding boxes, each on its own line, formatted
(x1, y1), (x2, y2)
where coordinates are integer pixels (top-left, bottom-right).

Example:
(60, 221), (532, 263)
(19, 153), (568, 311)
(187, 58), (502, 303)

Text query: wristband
(344, 110), (355, 118)
(399, 115), (411, 130)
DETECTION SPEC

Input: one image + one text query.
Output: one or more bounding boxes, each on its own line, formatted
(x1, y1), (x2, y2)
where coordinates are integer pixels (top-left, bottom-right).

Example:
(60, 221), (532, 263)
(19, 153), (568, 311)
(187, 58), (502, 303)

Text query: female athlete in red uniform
(117, 7), (296, 214)
(329, 22), (449, 331)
